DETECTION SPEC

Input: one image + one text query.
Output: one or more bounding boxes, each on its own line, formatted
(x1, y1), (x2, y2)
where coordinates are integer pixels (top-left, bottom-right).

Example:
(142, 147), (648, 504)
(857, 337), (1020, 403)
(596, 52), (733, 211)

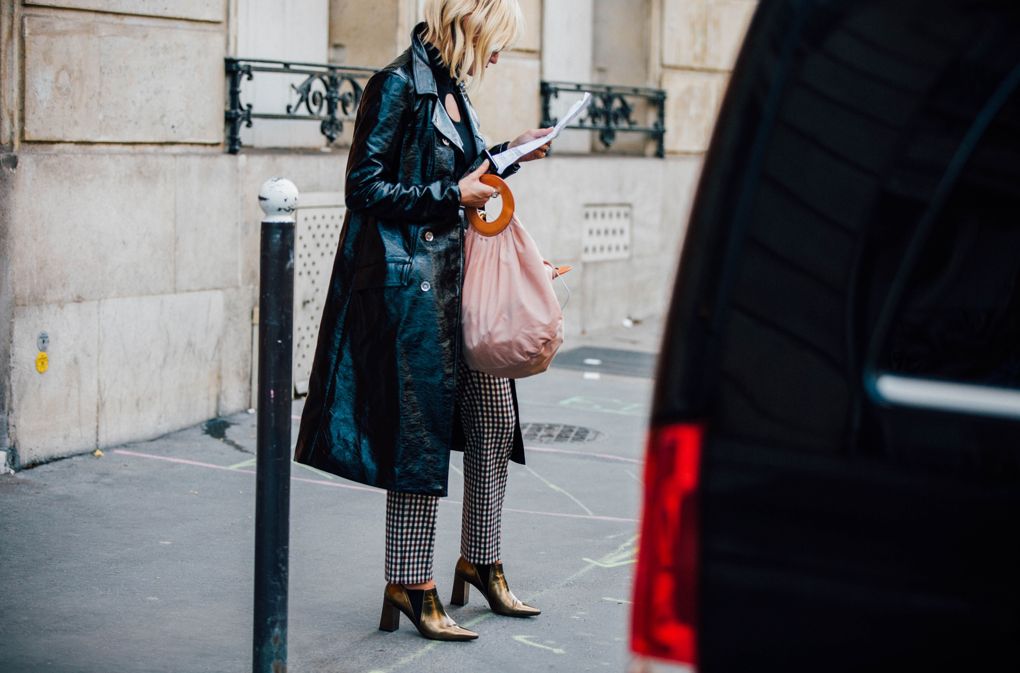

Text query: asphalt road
(0, 334), (656, 673)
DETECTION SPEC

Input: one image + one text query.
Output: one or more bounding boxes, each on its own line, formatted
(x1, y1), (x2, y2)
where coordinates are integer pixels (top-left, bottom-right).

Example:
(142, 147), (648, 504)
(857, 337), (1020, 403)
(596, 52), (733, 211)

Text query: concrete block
(97, 291), (224, 448)
(24, 0), (225, 22)
(662, 68), (727, 153)
(23, 14), (223, 143)
(330, 0), (401, 67)
(705, 0), (756, 70)
(11, 153), (175, 306)
(235, 0), (330, 149)
(471, 53), (541, 151)
(516, 0), (542, 53)
(656, 155), (702, 257)
(581, 257), (634, 333)
(218, 286), (255, 416)
(594, 0), (652, 85)
(542, 0), (594, 153)
(175, 155), (242, 292)
(10, 301), (100, 466)
(542, 0), (593, 81)
(0, 154), (15, 462)
(662, 0), (706, 68)
(0, 2), (15, 148)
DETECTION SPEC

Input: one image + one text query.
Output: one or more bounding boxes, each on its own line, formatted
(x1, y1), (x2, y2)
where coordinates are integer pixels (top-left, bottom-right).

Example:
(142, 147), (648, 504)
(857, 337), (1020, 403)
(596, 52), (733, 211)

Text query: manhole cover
(520, 423), (602, 443)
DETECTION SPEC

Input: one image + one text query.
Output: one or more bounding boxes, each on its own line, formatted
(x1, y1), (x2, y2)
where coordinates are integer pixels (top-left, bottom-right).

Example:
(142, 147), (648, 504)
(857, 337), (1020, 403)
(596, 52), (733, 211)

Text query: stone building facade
(0, 0), (755, 470)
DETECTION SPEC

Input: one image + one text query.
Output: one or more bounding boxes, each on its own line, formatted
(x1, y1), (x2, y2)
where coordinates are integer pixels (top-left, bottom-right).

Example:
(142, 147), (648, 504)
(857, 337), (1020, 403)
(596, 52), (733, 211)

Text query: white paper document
(488, 92), (593, 173)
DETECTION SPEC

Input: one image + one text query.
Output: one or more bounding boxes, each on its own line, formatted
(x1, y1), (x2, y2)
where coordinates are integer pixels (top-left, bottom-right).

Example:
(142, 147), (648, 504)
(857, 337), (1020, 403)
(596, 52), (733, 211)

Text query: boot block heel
(450, 575), (470, 606)
(379, 599), (400, 632)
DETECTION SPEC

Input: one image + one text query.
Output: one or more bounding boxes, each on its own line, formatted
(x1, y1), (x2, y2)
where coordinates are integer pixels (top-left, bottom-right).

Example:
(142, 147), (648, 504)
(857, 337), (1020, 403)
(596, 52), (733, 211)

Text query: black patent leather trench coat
(293, 25), (526, 496)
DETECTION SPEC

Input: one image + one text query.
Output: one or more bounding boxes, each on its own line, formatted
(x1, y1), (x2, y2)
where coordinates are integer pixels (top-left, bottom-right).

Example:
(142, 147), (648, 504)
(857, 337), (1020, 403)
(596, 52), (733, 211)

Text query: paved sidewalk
(0, 321), (662, 673)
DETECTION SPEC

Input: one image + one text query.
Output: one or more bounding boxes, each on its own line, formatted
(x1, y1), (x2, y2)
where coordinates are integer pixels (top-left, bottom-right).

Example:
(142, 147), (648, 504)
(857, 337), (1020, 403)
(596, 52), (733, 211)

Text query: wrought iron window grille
(541, 81), (666, 157)
(224, 62), (666, 157)
(225, 57), (375, 154)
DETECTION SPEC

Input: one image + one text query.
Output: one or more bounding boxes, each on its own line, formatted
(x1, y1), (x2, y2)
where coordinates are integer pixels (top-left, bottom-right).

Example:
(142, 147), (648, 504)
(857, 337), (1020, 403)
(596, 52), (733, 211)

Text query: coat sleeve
(462, 141), (521, 180)
(345, 71), (462, 221)
(486, 141), (522, 179)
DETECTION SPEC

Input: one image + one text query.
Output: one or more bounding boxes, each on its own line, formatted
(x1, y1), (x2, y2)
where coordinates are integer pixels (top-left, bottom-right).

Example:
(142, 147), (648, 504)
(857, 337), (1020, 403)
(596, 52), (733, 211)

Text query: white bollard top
(258, 177), (299, 223)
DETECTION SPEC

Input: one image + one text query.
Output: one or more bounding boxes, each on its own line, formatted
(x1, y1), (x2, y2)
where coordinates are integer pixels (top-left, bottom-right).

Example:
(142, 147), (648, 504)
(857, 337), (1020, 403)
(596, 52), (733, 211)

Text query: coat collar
(410, 22), (438, 97)
(411, 22), (486, 158)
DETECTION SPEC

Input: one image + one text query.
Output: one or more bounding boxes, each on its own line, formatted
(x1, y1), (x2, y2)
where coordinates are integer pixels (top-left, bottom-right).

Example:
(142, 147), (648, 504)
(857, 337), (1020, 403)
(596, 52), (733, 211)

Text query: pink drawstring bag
(461, 213), (564, 379)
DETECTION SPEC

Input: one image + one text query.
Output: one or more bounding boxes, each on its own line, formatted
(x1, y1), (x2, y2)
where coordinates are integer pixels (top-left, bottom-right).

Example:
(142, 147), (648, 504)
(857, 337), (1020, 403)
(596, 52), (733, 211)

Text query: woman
(294, 0), (553, 642)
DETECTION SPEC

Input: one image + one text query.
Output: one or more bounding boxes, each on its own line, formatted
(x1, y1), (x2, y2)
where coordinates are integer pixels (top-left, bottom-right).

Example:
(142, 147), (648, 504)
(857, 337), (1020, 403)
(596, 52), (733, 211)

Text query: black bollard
(253, 178), (298, 673)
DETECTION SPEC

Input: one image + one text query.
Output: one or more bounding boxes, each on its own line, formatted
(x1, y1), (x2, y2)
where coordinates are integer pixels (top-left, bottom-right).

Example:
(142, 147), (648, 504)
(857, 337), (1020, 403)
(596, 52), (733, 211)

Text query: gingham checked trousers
(384, 360), (516, 584)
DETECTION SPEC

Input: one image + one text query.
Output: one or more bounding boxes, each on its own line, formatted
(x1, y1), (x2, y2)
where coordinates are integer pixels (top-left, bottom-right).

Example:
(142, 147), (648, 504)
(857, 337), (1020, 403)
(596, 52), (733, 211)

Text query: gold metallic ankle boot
(379, 584), (478, 641)
(450, 557), (541, 617)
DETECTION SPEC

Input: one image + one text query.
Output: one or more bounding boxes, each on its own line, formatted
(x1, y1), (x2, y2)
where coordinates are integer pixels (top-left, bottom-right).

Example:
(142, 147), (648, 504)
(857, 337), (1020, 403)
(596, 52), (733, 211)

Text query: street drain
(520, 423), (602, 443)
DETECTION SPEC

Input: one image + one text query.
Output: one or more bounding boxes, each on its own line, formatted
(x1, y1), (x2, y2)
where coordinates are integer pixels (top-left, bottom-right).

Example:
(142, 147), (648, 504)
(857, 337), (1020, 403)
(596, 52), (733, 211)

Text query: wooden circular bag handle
(466, 174), (514, 236)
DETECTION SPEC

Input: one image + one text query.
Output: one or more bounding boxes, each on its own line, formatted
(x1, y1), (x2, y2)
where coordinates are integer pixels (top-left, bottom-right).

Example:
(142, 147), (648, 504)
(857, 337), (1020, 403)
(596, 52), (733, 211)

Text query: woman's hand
(458, 160), (497, 208)
(509, 127), (554, 162)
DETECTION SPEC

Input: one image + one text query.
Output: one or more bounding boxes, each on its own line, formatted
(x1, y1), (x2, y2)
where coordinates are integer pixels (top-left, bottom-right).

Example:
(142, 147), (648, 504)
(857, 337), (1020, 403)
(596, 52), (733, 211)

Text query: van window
(881, 89), (1020, 391)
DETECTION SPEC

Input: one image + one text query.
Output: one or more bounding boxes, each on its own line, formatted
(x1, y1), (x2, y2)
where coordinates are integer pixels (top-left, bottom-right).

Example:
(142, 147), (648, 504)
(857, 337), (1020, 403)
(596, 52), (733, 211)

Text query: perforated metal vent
(520, 423), (603, 443)
(582, 204), (632, 262)
(293, 192), (346, 395)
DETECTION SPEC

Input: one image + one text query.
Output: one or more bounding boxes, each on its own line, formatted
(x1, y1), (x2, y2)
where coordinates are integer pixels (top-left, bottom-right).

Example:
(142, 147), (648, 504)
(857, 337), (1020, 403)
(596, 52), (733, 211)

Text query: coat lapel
(410, 21), (467, 154)
(431, 102), (465, 154)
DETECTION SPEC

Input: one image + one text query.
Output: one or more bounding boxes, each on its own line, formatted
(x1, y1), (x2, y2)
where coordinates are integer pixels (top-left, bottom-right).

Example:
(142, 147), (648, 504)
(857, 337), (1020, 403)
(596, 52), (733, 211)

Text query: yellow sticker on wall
(35, 351), (48, 374)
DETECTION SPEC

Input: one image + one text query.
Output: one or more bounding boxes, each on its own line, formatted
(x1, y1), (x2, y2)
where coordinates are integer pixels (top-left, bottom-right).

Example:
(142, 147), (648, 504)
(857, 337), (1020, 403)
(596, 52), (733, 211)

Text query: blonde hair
(423, 0), (523, 89)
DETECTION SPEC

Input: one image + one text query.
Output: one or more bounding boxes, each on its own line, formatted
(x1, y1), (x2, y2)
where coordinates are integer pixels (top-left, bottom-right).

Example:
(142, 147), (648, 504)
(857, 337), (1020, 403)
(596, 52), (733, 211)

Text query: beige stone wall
(538, 0), (592, 154)
(1, 0), (759, 469)
(21, 6), (226, 145)
(0, 153), (15, 468)
(330, 0), (404, 67)
(1, 2), (18, 149)
(592, 0), (655, 155)
(24, 0), (225, 22)
(235, 0), (330, 148)
(660, 0), (756, 153)
(594, 0), (653, 87)
(2, 148), (349, 467)
(2, 0), (245, 467)
(5, 151), (246, 464)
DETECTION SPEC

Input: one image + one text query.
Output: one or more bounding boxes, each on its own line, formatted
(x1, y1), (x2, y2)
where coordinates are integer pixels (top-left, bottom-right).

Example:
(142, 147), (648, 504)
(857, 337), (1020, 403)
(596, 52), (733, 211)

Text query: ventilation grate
(520, 423), (603, 443)
(293, 192), (346, 395)
(582, 204), (632, 262)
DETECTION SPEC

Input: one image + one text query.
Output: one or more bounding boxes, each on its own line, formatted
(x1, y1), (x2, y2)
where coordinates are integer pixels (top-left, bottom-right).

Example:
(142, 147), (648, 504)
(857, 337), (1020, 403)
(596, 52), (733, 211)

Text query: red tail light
(630, 422), (704, 666)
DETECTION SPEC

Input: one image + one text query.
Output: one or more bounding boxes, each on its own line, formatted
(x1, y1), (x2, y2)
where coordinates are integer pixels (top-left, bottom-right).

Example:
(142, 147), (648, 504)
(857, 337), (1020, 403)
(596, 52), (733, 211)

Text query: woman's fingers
(469, 159), (490, 178)
(458, 159), (496, 207)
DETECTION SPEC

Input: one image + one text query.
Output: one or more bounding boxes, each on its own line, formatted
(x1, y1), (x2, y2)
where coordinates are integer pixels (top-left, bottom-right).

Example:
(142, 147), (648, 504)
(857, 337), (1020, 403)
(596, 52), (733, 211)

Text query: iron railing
(225, 61), (668, 158)
(225, 58), (375, 154)
(541, 81), (666, 157)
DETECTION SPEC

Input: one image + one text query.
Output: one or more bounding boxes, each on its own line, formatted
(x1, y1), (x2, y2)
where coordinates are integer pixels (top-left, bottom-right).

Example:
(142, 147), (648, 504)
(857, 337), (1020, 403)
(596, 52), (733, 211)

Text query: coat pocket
(351, 260), (412, 290)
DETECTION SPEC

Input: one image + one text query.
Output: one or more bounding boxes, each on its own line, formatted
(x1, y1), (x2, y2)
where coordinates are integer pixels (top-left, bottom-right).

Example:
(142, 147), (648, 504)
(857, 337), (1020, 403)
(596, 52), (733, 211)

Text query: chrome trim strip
(628, 656), (696, 673)
(874, 374), (1020, 420)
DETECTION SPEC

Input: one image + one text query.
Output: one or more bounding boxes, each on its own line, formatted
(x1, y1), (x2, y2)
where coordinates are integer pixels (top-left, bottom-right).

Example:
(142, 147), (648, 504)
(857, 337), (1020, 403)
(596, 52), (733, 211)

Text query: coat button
(441, 137), (450, 146)
(420, 281), (431, 292)
(424, 230), (434, 242)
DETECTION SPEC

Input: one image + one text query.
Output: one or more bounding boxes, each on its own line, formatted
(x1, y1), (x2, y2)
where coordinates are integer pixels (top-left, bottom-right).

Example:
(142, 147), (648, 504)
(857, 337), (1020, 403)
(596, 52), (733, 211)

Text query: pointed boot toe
(380, 584), (478, 641)
(451, 557), (541, 618)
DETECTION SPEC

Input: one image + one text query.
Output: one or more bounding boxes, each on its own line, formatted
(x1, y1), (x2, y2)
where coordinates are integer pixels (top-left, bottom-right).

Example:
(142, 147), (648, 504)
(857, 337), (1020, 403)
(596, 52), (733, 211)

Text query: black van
(629, 1), (1020, 672)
